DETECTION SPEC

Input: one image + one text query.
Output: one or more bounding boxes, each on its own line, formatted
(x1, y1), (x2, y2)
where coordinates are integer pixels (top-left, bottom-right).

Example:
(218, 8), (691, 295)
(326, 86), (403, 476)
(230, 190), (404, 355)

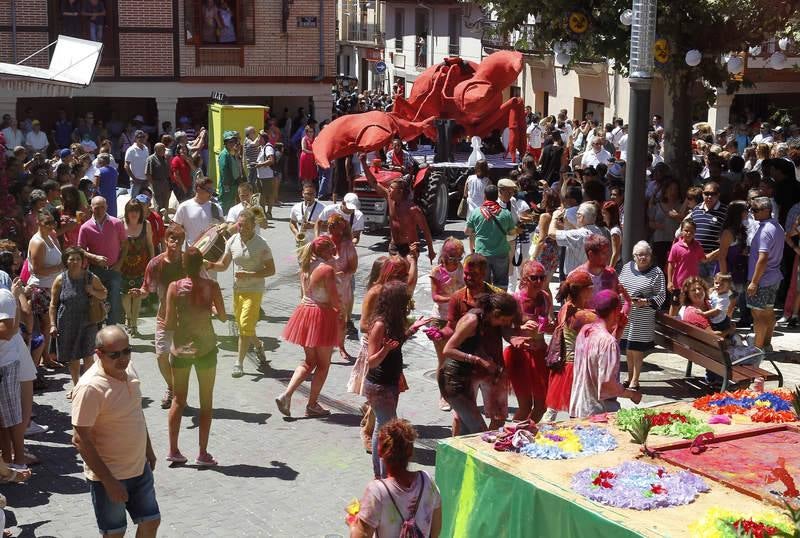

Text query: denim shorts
(746, 283), (779, 310)
(89, 464), (160, 534)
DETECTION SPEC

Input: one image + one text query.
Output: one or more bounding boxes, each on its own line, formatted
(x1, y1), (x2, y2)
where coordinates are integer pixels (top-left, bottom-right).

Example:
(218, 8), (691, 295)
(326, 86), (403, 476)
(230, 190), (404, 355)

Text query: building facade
(0, 0), (336, 135)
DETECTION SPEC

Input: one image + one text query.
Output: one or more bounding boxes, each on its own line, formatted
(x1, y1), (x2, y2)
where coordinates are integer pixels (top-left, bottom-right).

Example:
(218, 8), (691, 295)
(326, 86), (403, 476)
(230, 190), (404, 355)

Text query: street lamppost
(622, 0), (657, 262)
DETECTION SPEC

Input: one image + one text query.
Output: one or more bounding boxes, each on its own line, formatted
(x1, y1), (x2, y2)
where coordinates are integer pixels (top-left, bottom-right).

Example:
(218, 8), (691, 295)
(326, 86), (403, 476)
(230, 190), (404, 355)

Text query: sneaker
(778, 316), (791, 324)
(305, 403), (331, 417)
(232, 364), (244, 378)
(24, 421), (48, 437)
(195, 452), (218, 467)
(166, 451), (188, 464)
(160, 389), (174, 409)
(787, 317), (799, 328)
(275, 394), (291, 417)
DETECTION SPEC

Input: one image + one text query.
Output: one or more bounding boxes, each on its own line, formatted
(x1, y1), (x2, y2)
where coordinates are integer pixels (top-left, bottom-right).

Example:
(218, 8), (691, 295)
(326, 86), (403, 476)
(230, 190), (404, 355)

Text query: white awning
(0, 35), (102, 96)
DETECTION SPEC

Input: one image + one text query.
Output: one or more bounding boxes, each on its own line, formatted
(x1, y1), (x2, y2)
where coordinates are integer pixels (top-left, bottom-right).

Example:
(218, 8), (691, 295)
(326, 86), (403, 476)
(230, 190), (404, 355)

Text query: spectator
(350, 419), (441, 538)
(2, 118), (24, 158)
(119, 200), (154, 336)
(648, 178), (683, 270)
(316, 193), (365, 244)
(580, 136), (612, 169)
(602, 201), (622, 272)
(747, 196), (785, 351)
(71, 325), (160, 537)
(463, 160), (490, 216)
(465, 184), (514, 290)
(24, 120), (49, 157)
(58, 184), (84, 249)
(690, 181), (727, 281)
(145, 143), (171, 212)
(254, 129), (277, 217)
(289, 182), (325, 247)
(49, 247), (107, 396)
(618, 241), (666, 390)
(82, 0), (106, 42)
(717, 201), (752, 326)
(531, 188), (561, 282)
(242, 126), (260, 184)
(298, 124), (318, 186)
(77, 196), (126, 325)
(169, 143), (194, 203)
(61, 0), (82, 36)
(93, 153), (119, 217)
(27, 210), (63, 369)
(550, 201), (607, 277)
(124, 130), (150, 199)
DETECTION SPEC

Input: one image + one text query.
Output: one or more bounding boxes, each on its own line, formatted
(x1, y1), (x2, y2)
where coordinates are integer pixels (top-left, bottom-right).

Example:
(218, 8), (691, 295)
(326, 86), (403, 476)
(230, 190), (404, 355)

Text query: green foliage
(627, 414), (652, 445)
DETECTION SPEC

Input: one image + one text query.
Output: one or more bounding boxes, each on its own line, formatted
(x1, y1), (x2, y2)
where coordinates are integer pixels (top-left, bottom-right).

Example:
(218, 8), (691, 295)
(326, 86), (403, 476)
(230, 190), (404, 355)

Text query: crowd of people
(0, 95), (799, 536)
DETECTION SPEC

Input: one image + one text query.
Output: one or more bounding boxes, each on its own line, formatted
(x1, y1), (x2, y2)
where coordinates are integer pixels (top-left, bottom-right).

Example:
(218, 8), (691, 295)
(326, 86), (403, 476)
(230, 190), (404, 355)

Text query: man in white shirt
(289, 182), (325, 248)
(549, 202), (607, 276)
(226, 182), (267, 230)
(173, 177), (225, 246)
(254, 131), (276, 217)
(618, 125), (629, 161)
(580, 136), (612, 169)
(316, 192), (365, 244)
(1, 118), (25, 157)
(24, 120), (49, 157)
(526, 117), (543, 163)
(124, 130), (150, 199)
(610, 118), (624, 151)
(752, 122), (774, 145)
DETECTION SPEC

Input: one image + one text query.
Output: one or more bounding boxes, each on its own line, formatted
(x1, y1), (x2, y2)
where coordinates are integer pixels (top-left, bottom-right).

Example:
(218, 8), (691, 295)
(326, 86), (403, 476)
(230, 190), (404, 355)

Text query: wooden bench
(653, 311), (784, 392)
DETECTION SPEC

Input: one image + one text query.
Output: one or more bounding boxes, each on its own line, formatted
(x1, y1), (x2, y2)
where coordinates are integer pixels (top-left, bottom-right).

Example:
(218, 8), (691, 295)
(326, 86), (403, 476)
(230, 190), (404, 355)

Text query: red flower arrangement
(592, 470), (616, 489)
(646, 412), (688, 427)
(732, 518), (779, 538)
(649, 484), (667, 495)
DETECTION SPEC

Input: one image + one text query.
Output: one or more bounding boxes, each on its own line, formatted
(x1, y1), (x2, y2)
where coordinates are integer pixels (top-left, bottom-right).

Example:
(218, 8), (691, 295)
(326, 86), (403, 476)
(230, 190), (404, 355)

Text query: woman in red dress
(298, 125), (318, 184)
(276, 236), (342, 417)
(503, 260), (553, 422)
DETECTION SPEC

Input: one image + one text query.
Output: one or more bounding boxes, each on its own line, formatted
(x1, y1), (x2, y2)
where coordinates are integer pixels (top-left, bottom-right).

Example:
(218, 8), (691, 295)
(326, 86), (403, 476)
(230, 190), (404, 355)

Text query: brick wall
(0, 31), (50, 67)
(0, 0), (48, 26)
(118, 0), (173, 28)
(119, 33), (174, 76)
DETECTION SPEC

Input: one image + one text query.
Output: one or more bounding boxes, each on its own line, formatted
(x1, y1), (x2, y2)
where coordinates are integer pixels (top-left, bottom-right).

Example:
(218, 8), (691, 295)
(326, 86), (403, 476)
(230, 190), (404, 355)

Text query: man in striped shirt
(243, 126), (261, 184)
(690, 181), (727, 281)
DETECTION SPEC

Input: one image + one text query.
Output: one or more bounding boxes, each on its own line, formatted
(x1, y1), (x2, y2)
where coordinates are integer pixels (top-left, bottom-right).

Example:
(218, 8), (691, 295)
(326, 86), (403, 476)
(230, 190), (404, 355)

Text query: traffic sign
(375, 61), (387, 74)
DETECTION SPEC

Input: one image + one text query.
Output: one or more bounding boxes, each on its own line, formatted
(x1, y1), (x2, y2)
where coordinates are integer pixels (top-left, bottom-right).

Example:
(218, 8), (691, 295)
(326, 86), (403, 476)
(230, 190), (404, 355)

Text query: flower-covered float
(693, 389), (798, 423)
(688, 507), (794, 538)
(616, 408), (713, 439)
(571, 461), (709, 510)
(480, 422), (617, 459)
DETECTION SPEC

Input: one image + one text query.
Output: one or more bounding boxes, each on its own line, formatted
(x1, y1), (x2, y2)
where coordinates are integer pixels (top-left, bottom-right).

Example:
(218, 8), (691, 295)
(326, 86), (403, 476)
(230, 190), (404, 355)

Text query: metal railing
(342, 21), (384, 45)
(482, 21), (537, 53)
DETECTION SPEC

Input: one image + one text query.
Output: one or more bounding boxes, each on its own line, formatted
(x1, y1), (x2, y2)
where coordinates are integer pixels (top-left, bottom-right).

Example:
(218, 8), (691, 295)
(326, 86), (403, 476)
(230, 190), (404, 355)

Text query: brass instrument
(248, 193), (268, 227)
(296, 232), (307, 248)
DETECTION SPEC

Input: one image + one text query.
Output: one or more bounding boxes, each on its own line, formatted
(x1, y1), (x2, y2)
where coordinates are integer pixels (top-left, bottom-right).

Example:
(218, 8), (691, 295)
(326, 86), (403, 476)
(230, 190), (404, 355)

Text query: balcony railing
(482, 22), (537, 53)
(342, 22), (384, 46)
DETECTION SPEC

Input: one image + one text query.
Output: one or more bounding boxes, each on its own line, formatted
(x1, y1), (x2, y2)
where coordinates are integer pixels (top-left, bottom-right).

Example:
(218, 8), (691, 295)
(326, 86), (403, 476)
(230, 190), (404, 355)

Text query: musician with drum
(205, 208), (275, 378)
(289, 182), (325, 251)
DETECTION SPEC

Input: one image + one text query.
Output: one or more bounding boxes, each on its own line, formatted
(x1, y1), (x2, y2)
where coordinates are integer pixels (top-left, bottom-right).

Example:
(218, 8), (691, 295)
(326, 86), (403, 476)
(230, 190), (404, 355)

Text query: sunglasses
(702, 191), (719, 196)
(103, 347), (132, 359)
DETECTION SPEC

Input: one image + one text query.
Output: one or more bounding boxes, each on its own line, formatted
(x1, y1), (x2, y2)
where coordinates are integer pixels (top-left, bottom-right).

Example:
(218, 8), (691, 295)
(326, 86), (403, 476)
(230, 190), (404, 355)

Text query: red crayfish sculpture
(313, 50), (526, 168)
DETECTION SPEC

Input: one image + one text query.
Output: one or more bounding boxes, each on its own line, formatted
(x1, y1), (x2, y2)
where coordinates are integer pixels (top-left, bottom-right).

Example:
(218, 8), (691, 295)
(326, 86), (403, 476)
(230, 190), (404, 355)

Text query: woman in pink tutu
(503, 260), (553, 422)
(298, 124), (318, 184)
(276, 236), (342, 417)
(542, 270), (595, 421)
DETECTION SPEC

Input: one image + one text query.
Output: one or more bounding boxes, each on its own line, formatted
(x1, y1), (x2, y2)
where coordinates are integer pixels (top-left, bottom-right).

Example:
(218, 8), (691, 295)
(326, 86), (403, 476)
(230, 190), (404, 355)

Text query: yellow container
(208, 103), (267, 189)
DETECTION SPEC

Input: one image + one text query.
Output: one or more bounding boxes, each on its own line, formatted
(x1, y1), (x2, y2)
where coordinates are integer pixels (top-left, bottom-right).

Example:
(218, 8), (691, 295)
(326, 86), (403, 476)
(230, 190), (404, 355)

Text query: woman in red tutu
(276, 236), (342, 417)
(542, 270), (595, 421)
(298, 124), (318, 184)
(503, 260), (553, 422)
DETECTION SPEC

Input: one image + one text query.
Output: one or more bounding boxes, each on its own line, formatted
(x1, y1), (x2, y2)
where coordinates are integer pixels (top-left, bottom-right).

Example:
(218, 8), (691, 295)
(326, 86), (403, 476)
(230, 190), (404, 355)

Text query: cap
(59, 148), (71, 158)
(133, 115), (144, 123)
(174, 130), (186, 139)
(497, 178), (518, 190)
(343, 192), (360, 210)
(32, 119), (40, 126)
(135, 194), (151, 204)
(223, 130), (239, 142)
(607, 163), (624, 179)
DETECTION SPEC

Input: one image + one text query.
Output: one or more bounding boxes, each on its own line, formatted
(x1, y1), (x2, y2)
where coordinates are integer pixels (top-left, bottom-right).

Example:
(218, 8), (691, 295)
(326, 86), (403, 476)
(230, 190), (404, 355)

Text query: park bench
(653, 311), (786, 392)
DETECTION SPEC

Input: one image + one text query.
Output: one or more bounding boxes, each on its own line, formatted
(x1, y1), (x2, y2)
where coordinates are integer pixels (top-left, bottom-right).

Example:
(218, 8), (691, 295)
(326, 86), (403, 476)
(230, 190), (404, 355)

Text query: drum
(193, 225), (231, 263)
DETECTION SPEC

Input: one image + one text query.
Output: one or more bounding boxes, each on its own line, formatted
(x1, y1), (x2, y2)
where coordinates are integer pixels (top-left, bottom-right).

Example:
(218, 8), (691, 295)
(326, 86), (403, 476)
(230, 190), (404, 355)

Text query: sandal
(231, 364), (244, 378)
(305, 403), (331, 418)
(195, 452), (218, 467)
(166, 451), (188, 464)
(275, 394), (291, 417)
(160, 389), (174, 409)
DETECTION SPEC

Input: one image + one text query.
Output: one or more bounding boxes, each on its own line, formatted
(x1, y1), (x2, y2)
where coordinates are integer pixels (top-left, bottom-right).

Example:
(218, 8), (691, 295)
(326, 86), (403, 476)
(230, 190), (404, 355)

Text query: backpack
(380, 472), (426, 538)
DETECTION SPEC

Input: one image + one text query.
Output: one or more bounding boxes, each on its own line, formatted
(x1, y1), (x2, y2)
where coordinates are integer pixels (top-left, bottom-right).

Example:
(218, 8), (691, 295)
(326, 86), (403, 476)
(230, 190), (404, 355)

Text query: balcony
(482, 22), (538, 54)
(342, 22), (385, 46)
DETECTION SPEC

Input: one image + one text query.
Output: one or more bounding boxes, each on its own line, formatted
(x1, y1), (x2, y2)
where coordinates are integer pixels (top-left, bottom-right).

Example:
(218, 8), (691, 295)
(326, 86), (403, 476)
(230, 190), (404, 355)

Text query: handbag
(87, 272), (107, 325)
(346, 336), (369, 395)
(544, 323), (566, 370)
(457, 197), (468, 219)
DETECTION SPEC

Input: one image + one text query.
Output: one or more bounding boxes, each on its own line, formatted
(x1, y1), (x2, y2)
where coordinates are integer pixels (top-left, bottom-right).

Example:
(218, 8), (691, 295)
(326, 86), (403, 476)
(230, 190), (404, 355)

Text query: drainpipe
(313, 0), (325, 81)
(11, 0), (17, 62)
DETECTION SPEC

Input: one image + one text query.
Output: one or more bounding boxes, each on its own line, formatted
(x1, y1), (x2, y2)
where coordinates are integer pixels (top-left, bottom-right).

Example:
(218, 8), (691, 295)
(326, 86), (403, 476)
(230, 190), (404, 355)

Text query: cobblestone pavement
(4, 196), (800, 537)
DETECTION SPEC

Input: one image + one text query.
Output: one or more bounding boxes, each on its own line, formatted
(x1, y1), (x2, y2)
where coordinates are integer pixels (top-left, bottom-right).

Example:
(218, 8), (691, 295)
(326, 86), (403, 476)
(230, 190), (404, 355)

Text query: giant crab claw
(313, 112), (435, 168)
(453, 50), (523, 117)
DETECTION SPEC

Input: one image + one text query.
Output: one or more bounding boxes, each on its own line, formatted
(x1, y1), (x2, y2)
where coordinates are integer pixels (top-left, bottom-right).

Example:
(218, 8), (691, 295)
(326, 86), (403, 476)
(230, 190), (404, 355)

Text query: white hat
(343, 192), (360, 210)
(497, 178), (518, 190)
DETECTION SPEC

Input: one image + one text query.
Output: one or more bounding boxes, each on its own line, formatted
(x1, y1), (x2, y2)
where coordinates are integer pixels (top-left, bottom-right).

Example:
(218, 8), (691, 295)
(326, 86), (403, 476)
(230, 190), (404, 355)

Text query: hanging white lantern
(619, 9), (633, 26)
(685, 49), (702, 67)
(748, 45), (762, 57)
(555, 52), (571, 66)
(769, 51), (787, 70)
(779, 37), (792, 51)
(727, 56), (744, 75)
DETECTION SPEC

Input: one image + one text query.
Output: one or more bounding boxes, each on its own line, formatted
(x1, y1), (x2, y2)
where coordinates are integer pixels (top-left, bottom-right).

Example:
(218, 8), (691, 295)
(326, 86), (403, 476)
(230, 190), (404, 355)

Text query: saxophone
(249, 193), (268, 227)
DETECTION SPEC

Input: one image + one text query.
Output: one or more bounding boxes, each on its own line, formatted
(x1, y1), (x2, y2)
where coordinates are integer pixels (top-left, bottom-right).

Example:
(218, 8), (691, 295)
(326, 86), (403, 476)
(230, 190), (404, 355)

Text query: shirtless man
(360, 153), (435, 263)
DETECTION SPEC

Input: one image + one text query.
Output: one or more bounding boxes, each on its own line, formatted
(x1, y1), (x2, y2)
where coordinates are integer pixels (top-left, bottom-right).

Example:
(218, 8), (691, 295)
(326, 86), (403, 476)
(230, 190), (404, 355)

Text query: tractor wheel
(420, 171), (449, 234)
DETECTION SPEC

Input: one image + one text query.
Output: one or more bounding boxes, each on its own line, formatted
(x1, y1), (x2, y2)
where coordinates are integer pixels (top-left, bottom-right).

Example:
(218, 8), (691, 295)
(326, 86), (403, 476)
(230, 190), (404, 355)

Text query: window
(394, 9), (404, 52)
(415, 9), (429, 69)
(54, 0), (116, 65)
(448, 9), (461, 56)
(185, 0), (256, 45)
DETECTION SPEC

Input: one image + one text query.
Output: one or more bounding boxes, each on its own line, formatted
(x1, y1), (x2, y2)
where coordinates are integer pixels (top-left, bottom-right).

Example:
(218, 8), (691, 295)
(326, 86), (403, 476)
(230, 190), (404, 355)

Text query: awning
(0, 35), (102, 96)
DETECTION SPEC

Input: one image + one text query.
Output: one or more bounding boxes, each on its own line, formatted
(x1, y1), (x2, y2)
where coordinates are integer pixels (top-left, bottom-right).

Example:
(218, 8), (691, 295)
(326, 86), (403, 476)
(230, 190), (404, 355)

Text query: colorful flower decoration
(616, 409), (713, 439)
(688, 507), (793, 537)
(572, 461), (709, 510)
(518, 424), (617, 460)
(693, 389), (797, 423)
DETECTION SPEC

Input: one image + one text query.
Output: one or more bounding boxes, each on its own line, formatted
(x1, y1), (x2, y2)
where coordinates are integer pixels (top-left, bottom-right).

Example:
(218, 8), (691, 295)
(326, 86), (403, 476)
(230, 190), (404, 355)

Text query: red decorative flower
(650, 484), (667, 495)
(592, 470), (615, 489)
(646, 412), (688, 426)
(656, 468), (665, 478)
(732, 518), (779, 538)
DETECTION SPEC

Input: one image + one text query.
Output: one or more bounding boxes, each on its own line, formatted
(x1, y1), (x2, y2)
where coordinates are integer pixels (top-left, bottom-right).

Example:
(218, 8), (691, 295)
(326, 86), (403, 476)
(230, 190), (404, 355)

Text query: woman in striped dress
(618, 241), (666, 390)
